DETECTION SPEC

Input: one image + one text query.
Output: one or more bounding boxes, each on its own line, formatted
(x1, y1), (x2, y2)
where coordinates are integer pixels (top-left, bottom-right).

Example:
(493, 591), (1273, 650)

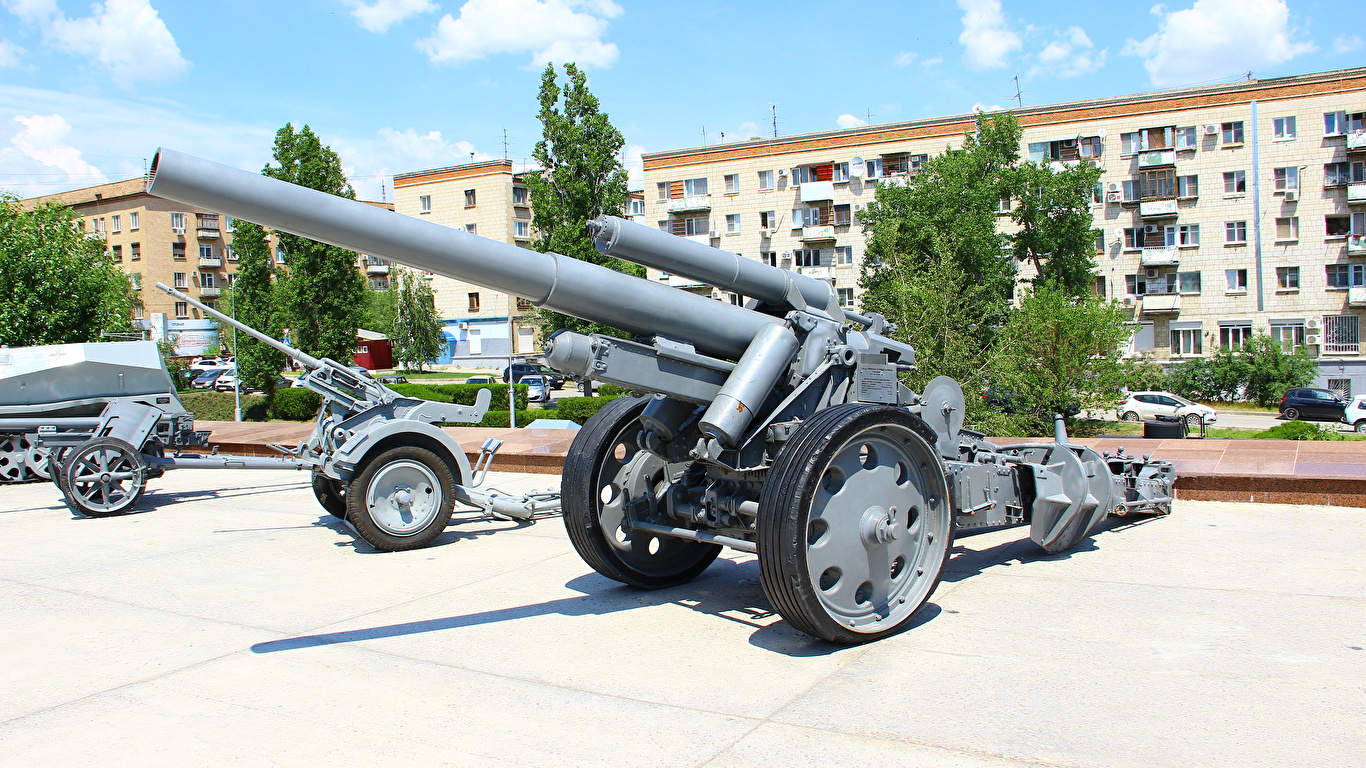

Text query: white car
(522, 375), (551, 403)
(1344, 395), (1366, 433)
(1117, 391), (1218, 430)
(189, 356), (230, 372)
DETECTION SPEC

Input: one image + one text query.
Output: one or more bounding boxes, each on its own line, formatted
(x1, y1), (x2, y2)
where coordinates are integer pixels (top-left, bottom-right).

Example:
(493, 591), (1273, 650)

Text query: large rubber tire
(1120, 411), (1140, 422)
(757, 404), (953, 644)
(1184, 413), (1202, 432)
(1282, 407), (1300, 420)
(561, 395), (720, 589)
(311, 469), (347, 520)
(59, 437), (148, 517)
(1356, 420), (1366, 434)
(345, 445), (456, 551)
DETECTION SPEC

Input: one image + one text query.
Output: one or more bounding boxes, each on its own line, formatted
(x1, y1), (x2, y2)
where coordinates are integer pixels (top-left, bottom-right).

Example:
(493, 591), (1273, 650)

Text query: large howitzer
(147, 148), (1176, 643)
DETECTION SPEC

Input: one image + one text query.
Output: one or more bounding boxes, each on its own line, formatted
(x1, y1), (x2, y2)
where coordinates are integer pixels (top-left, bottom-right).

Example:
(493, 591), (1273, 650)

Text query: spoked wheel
(1120, 411), (1140, 423)
(311, 469), (348, 520)
(345, 445), (456, 551)
(562, 395), (720, 589)
(60, 438), (148, 517)
(1184, 413), (1202, 432)
(1283, 407), (1300, 420)
(0, 435), (26, 482)
(758, 404), (952, 644)
(1356, 421), (1366, 434)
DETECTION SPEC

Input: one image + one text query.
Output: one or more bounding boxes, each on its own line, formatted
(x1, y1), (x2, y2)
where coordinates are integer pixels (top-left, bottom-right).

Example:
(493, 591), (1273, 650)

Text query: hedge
(178, 391), (268, 421)
(469, 409), (549, 428)
(550, 395), (627, 425)
(268, 388), (323, 421)
(390, 382), (528, 411)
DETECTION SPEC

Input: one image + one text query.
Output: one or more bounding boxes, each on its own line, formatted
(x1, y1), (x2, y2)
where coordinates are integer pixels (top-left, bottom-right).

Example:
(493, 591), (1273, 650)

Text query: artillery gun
(146, 148), (1176, 643)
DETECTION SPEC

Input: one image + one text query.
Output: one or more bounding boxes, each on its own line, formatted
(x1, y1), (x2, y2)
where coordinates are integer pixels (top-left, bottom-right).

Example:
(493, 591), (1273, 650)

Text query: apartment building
(391, 159), (538, 367)
(642, 67), (1366, 398)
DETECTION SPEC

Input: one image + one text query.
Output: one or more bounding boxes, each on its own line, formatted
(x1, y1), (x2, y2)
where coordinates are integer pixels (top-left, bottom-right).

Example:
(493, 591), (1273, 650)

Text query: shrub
(178, 391), (267, 422)
(268, 388), (323, 421)
(597, 384), (634, 398)
(471, 409), (547, 428)
(390, 382), (527, 410)
(554, 395), (627, 425)
(1254, 421), (1343, 441)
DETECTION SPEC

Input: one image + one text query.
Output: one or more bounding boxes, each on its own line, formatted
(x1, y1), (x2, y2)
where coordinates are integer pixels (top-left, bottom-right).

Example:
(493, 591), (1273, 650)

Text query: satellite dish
(1097, 129), (1108, 138)
(850, 157), (865, 178)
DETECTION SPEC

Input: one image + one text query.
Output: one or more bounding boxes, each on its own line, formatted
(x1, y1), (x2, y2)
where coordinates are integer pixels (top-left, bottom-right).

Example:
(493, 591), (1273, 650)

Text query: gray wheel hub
(364, 459), (441, 536)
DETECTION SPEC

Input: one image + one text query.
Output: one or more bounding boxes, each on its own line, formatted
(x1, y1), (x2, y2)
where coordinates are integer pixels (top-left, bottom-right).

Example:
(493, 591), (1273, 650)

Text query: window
(173, 272), (188, 288)
(656, 182), (669, 200)
(1273, 167), (1299, 192)
(724, 174), (739, 194)
(863, 158), (883, 178)
(111, 214), (121, 233)
(225, 217), (235, 232)
(793, 206), (826, 227)
(1324, 162), (1350, 186)
(1120, 132), (1141, 156)
(1221, 121), (1244, 144)
(835, 246), (853, 264)
(1126, 274), (1151, 295)
(1093, 275), (1106, 297)
(833, 204), (851, 226)
(1226, 268), (1248, 291)
(132, 305), (144, 320)
(1324, 315), (1361, 355)
(759, 210), (777, 230)
(172, 242), (186, 259)
(130, 242), (140, 261)
(837, 287), (855, 307)
(1273, 116), (1296, 140)
(1091, 183), (1103, 205)
(628, 198), (644, 216)
(1124, 228), (1167, 250)
(467, 292), (480, 312)
(762, 252), (778, 267)
(1174, 126), (1197, 150)
(725, 213), (740, 233)
(1028, 139), (1083, 162)
(110, 245), (122, 262)
(882, 154), (925, 175)
(1223, 170), (1246, 194)
(1327, 215), (1352, 237)
(174, 301), (188, 318)
(1122, 179), (1139, 202)
(831, 162), (850, 182)
(1176, 175), (1198, 198)
(514, 221), (529, 238)
(684, 178), (708, 196)
(419, 194), (431, 213)
(1276, 266), (1300, 289)
(201, 272), (215, 289)
(1141, 169), (1176, 198)
(1169, 224), (1200, 246)
(1080, 136), (1103, 158)
(1094, 231), (1105, 252)
(129, 212), (139, 230)
(275, 247), (286, 264)
(1275, 217), (1298, 241)
(1178, 271), (1202, 293)
(670, 216), (710, 236)
(94, 217), (105, 233)
(197, 214), (218, 230)
(791, 166), (829, 185)
(1225, 221), (1248, 244)
(465, 223), (476, 235)
(513, 187), (528, 204)
(794, 249), (823, 268)
(170, 212), (185, 230)
(757, 170), (774, 190)
(1170, 326), (1203, 356)
(1326, 263), (1366, 287)
(1220, 322), (1253, 350)
(1324, 111), (1365, 136)
(198, 244), (213, 259)
(225, 245), (236, 261)
(1270, 322), (1305, 350)
(464, 189), (476, 207)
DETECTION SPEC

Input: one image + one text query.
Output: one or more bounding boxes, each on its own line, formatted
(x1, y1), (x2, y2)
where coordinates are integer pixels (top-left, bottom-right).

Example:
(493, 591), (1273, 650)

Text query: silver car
(522, 375), (551, 403)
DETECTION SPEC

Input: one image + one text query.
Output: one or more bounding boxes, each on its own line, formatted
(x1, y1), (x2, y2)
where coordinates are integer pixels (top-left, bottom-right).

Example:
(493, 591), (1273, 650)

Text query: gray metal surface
(0, 342), (180, 414)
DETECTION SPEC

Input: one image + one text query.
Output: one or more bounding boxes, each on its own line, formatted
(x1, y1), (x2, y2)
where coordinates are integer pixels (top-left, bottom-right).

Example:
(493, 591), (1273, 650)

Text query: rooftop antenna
(1012, 76), (1023, 108)
(1243, 70), (1254, 81)
(771, 104), (779, 138)
(502, 128), (509, 161)
(865, 108), (873, 125)
(702, 126), (707, 145)
(469, 152), (475, 163)
(381, 179), (387, 203)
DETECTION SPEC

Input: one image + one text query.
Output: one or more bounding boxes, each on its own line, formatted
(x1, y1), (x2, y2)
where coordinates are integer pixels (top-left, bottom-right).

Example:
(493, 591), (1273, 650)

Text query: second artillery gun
(147, 148), (1175, 644)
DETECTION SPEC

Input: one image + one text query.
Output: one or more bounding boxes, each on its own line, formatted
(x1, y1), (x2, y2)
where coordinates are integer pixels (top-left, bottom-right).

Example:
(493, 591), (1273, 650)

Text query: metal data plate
(855, 362), (899, 405)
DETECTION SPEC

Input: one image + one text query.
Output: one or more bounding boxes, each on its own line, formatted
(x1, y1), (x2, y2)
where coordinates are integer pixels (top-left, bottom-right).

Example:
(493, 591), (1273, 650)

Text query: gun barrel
(154, 282), (324, 370)
(147, 149), (780, 361)
(589, 215), (837, 314)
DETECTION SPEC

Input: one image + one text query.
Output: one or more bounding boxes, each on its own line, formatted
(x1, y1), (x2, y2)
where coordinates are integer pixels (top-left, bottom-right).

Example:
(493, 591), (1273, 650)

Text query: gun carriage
(144, 148), (1176, 643)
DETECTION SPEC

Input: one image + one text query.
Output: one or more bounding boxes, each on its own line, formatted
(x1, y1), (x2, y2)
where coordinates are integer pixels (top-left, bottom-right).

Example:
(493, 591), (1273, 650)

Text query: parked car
(1343, 395), (1366, 433)
(189, 356), (229, 372)
(376, 375), (408, 385)
(464, 375), (496, 385)
(212, 371), (239, 392)
(1117, 391), (1218, 430)
(522, 375), (551, 403)
(190, 368), (227, 389)
(1279, 387), (1348, 422)
(502, 363), (564, 388)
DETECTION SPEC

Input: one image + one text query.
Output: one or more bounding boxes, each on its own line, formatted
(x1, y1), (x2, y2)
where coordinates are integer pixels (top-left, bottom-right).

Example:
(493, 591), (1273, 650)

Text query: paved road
(2, 470), (1363, 767)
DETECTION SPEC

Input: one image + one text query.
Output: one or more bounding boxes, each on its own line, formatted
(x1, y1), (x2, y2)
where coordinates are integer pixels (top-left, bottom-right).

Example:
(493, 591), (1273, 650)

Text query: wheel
(757, 404), (953, 644)
(1184, 413), (1202, 431)
(50, 447), (71, 495)
(1283, 407), (1300, 420)
(0, 435), (26, 482)
(1355, 420), (1366, 434)
(1120, 411), (1140, 423)
(562, 395), (720, 589)
(311, 469), (347, 519)
(60, 438), (148, 517)
(345, 445), (457, 551)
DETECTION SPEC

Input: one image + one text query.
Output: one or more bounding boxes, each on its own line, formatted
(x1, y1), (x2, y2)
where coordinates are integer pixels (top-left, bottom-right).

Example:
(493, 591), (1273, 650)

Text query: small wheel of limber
(757, 404), (953, 644)
(562, 395), (720, 589)
(345, 445), (456, 551)
(311, 469), (347, 520)
(60, 438), (148, 517)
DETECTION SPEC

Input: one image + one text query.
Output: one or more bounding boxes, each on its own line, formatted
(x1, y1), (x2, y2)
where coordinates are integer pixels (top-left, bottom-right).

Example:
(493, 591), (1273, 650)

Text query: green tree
(1242, 334), (1317, 407)
(1166, 334), (1316, 406)
(360, 286), (397, 339)
(0, 194), (134, 346)
(390, 268), (443, 371)
(525, 62), (636, 338)
(229, 221), (287, 397)
(264, 124), (367, 362)
(1007, 159), (1104, 296)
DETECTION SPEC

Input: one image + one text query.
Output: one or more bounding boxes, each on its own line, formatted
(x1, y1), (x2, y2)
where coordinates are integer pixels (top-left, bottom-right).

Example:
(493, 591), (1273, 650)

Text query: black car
(503, 363), (564, 388)
(1279, 387), (1347, 422)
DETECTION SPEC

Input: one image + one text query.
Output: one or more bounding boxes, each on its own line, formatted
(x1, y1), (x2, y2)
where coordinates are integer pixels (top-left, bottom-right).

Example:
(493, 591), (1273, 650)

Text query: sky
(0, 0), (1362, 201)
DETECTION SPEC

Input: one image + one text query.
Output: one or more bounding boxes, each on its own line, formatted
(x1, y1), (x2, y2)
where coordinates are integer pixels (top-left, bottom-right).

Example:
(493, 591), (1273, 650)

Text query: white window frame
(1178, 271), (1202, 294)
(173, 272), (188, 289)
(832, 162), (850, 182)
(1325, 111), (1347, 137)
(1174, 126), (1197, 150)
(419, 194), (431, 213)
(1170, 326), (1203, 356)
(1225, 221), (1247, 244)
(657, 182), (670, 200)
(725, 213), (740, 234)
(1275, 216), (1299, 242)
(837, 287), (855, 307)
(1276, 266), (1300, 290)
(757, 170), (774, 191)
(724, 174), (739, 194)
(1222, 121), (1244, 145)
(111, 214), (120, 233)
(1120, 132), (1141, 156)
(1270, 322), (1305, 350)
(1272, 116), (1296, 140)
(129, 212), (139, 230)
(513, 221), (529, 238)
(1219, 322), (1254, 350)
(1225, 268), (1248, 292)
(1177, 174), (1198, 198)
(170, 212), (185, 230)
(1273, 167), (1298, 191)
(1223, 170), (1246, 195)
(835, 246), (853, 264)
(684, 178), (707, 196)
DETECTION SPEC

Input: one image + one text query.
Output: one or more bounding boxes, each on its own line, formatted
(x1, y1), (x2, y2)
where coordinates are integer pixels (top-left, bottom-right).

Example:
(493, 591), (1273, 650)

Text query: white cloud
(1032, 25), (1107, 78)
(3, 0), (188, 84)
(972, 102), (1006, 112)
(893, 51), (917, 67)
(8, 113), (108, 189)
(921, 56), (943, 68)
(1332, 35), (1362, 55)
(836, 114), (867, 129)
(0, 39), (23, 67)
(957, 0), (1021, 70)
(417, 0), (622, 68)
(1125, 0), (1315, 87)
(343, 0), (437, 33)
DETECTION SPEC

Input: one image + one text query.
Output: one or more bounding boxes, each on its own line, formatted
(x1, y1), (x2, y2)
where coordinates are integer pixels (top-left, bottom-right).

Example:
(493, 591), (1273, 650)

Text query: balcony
(1348, 130), (1366, 151)
(1350, 286), (1366, 307)
(797, 265), (832, 279)
(799, 181), (835, 203)
(684, 233), (713, 245)
(1139, 199), (1179, 218)
(1138, 149), (1177, 168)
(1140, 247), (1180, 266)
(1348, 234), (1366, 255)
(1348, 183), (1366, 204)
(799, 225), (836, 242)
(199, 287), (221, 299)
(196, 227), (220, 240)
(197, 256), (222, 269)
(666, 195), (712, 213)
(1141, 293), (1181, 314)
(367, 263), (390, 275)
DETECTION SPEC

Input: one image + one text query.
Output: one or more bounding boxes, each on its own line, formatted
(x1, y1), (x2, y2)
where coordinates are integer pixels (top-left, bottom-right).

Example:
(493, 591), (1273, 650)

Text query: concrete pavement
(2, 469), (1363, 767)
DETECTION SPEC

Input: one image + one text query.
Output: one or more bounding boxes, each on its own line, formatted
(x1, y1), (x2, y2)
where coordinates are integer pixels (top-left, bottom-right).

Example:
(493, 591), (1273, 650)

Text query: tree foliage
(1164, 334), (1317, 407)
(263, 124), (367, 362)
(390, 268), (443, 371)
(228, 220), (288, 397)
(0, 194), (133, 346)
(1007, 160), (1103, 296)
(525, 62), (636, 338)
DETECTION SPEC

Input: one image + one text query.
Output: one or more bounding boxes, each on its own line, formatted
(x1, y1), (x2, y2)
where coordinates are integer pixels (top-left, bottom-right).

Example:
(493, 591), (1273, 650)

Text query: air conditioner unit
(1144, 224), (1161, 234)
(709, 230), (720, 238)
(458, 322), (469, 330)
(1204, 124), (1220, 135)
(1107, 182), (1121, 192)
(171, 228), (185, 235)
(1121, 295), (1135, 306)
(777, 168), (787, 177)
(1146, 268), (1160, 279)
(1307, 317), (1323, 330)
(1106, 191), (1122, 202)
(1306, 334), (1322, 346)
(1284, 190), (1299, 201)
(854, 203), (864, 211)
